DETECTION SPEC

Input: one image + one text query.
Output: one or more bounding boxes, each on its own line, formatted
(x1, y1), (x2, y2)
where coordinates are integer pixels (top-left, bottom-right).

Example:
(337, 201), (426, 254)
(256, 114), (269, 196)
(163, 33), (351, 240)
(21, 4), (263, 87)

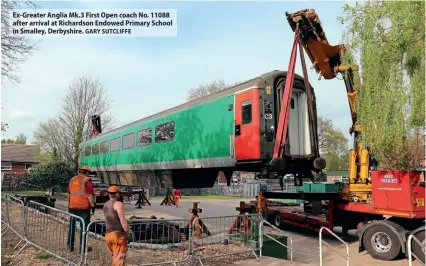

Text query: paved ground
(55, 197), (422, 266)
(55, 197), (241, 220)
(232, 256), (306, 265)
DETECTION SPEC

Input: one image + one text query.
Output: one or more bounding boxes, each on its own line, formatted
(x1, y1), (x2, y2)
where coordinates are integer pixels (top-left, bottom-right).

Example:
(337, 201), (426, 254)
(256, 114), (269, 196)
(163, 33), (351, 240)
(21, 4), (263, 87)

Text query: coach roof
(82, 70), (313, 143)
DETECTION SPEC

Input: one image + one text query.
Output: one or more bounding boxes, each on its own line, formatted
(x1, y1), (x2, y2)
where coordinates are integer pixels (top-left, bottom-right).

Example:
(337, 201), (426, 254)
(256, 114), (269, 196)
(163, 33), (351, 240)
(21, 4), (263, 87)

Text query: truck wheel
(412, 230), (425, 264)
(363, 224), (402, 261)
(273, 212), (282, 228)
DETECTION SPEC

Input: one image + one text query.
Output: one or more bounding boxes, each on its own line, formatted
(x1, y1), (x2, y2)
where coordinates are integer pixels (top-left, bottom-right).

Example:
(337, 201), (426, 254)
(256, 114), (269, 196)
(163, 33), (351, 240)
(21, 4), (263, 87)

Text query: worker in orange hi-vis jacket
(67, 166), (95, 253)
(173, 188), (181, 208)
(103, 186), (133, 266)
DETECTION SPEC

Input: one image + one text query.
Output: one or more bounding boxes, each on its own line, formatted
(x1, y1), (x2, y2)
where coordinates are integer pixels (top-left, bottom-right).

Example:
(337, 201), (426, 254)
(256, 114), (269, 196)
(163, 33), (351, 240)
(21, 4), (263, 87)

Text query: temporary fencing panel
(4, 194), (26, 237)
(191, 214), (262, 265)
(84, 218), (191, 265)
(1, 193), (10, 228)
(25, 200), (86, 265)
(2, 192), (329, 266)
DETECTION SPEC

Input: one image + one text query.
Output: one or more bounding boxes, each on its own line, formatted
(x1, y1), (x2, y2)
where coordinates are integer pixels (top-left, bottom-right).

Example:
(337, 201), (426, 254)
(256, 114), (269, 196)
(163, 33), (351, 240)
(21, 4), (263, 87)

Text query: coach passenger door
(234, 88), (260, 160)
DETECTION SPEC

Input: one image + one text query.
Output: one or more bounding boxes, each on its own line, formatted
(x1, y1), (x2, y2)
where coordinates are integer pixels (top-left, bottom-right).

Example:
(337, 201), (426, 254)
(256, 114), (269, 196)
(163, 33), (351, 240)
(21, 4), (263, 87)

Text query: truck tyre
(273, 212), (282, 228)
(412, 230), (425, 264)
(363, 224), (402, 261)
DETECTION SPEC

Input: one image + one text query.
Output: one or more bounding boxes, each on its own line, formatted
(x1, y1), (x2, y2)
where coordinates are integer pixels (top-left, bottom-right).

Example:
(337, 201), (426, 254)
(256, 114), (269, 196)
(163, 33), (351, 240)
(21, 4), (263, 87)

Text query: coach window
(155, 121), (175, 143)
(84, 146), (91, 156)
(242, 100), (252, 124)
(110, 137), (121, 152)
(291, 98), (295, 109)
(137, 128), (152, 146)
(122, 133), (135, 149)
(92, 143), (100, 155)
(100, 141), (109, 154)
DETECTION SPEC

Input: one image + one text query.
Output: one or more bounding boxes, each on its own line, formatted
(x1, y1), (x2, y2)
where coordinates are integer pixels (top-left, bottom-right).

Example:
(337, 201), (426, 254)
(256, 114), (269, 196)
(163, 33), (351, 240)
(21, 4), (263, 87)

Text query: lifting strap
(273, 31), (300, 158)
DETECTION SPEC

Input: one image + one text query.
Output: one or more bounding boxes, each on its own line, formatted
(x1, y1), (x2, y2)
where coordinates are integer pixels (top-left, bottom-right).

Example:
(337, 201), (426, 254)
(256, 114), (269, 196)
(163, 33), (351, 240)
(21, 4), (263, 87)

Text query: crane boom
(286, 9), (373, 202)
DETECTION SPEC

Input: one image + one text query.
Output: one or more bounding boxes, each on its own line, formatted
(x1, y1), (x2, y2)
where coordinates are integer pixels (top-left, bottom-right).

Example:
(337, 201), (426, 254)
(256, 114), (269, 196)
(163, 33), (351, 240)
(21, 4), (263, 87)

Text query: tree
(1, 0), (38, 83)
(187, 79), (230, 101)
(1, 133), (27, 144)
(1, 122), (8, 132)
(34, 118), (74, 164)
(187, 79), (246, 101)
(14, 133), (26, 144)
(317, 116), (349, 170)
(34, 76), (114, 171)
(36, 152), (54, 164)
(1, 138), (14, 143)
(317, 117), (333, 152)
(27, 160), (74, 190)
(339, 1), (425, 170)
(1, 104), (8, 132)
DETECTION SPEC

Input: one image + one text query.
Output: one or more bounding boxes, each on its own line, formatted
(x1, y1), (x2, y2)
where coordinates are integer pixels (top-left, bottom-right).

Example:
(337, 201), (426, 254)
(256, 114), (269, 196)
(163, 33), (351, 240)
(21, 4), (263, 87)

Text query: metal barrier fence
(261, 219), (293, 261)
(4, 194), (26, 238)
(84, 218), (191, 265)
(407, 234), (425, 266)
(1, 193), (9, 228)
(25, 200), (86, 265)
(1, 194), (28, 259)
(1, 193), (301, 266)
(191, 214), (261, 266)
(1, 195), (86, 266)
(319, 226), (349, 266)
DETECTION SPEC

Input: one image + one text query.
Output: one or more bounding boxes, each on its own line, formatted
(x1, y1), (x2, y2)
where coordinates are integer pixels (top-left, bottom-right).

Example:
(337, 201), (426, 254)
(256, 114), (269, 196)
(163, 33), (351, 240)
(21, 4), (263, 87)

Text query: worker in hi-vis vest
(173, 188), (181, 208)
(67, 165), (95, 252)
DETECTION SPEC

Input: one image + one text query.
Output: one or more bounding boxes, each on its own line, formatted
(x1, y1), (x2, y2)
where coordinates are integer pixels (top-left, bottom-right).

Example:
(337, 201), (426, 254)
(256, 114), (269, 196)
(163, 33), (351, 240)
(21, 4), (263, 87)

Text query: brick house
(1, 144), (40, 172)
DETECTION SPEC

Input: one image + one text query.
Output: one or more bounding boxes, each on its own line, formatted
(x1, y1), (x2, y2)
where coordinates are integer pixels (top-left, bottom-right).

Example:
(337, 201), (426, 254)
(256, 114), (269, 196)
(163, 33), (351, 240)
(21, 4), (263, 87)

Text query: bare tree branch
(187, 79), (235, 101)
(1, 104), (8, 132)
(1, 0), (39, 83)
(34, 76), (114, 170)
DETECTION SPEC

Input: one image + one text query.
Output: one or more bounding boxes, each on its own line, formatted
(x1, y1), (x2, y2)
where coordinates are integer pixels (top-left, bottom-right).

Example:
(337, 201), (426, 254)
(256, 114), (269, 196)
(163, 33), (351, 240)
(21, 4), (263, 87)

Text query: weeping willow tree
(339, 1), (425, 170)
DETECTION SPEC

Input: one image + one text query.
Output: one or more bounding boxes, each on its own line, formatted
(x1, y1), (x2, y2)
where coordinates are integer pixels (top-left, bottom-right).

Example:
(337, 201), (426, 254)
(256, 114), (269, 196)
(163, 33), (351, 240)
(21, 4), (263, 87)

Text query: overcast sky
(1, 1), (353, 145)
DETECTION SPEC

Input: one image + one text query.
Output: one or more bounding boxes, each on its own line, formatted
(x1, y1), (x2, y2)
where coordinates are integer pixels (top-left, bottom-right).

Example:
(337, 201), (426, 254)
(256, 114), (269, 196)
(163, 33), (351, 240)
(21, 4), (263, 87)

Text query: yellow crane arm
(286, 9), (358, 127)
(286, 9), (372, 202)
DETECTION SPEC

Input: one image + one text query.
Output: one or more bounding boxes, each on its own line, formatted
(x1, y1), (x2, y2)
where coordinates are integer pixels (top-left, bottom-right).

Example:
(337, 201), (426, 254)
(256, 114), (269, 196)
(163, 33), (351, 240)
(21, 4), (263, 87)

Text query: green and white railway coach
(79, 70), (322, 189)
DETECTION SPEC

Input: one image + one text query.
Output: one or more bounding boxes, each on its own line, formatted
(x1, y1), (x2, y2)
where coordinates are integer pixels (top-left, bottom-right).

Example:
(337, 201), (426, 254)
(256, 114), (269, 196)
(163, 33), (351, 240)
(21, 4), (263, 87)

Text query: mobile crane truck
(244, 9), (425, 263)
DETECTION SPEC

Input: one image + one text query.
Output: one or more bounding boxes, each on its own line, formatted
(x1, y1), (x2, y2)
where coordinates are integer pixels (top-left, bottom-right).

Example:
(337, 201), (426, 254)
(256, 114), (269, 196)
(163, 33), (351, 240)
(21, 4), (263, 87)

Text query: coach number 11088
(151, 12), (170, 18)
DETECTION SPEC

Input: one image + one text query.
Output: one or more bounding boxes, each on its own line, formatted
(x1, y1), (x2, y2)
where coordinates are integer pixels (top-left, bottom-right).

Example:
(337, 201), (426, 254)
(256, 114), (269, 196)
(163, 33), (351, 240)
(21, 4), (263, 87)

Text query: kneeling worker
(103, 185), (130, 266)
